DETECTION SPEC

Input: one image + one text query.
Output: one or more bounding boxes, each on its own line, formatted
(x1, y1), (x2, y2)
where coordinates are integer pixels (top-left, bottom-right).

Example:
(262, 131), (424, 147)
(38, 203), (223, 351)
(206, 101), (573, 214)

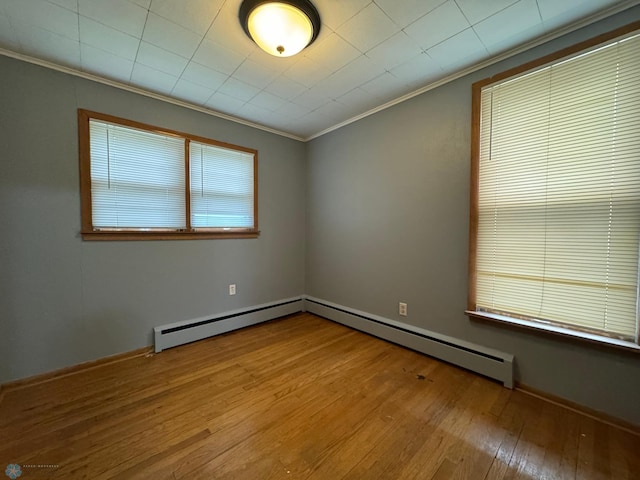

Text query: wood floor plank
(396, 377), (509, 480)
(173, 338), (401, 479)
(342, 364), (482, 479)
(1, 313), (638, 480)
(65, 328), (371, 478)
(302, 359), (443, 480)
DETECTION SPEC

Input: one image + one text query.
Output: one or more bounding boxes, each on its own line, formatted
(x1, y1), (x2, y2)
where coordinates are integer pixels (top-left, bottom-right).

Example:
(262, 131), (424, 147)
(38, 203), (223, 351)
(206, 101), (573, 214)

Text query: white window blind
(190, 142), (255, 228)
(476, 32), (640, 341)
(89, 120), (186, 229)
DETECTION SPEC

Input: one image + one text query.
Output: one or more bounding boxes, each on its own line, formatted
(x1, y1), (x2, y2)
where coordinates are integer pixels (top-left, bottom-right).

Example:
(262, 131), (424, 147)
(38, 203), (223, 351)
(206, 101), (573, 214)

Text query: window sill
(465, 310), (640, 354)
(81, 230), (260, 241)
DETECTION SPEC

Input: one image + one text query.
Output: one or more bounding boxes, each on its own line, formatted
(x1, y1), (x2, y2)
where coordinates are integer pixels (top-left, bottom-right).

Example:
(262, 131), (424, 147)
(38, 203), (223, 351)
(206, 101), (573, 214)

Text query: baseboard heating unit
(154, 296), (304, 353)
(304, 296), (514, 388)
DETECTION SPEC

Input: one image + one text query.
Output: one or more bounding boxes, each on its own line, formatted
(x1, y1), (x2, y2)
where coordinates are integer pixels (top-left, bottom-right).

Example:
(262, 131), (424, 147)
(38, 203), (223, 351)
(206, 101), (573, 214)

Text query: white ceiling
(0, 0), (637, 140)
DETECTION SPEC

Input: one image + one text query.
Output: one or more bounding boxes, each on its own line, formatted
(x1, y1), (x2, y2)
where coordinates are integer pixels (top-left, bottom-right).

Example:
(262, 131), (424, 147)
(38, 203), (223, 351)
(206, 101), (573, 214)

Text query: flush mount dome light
(239, 0), (321, 57)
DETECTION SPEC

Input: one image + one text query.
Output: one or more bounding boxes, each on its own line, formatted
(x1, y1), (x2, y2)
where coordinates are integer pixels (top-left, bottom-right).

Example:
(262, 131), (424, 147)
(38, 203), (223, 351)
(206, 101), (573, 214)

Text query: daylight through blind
(89, 120), (186, 229)
(476, 32), (640, 341)
(189, 142), (255, 228)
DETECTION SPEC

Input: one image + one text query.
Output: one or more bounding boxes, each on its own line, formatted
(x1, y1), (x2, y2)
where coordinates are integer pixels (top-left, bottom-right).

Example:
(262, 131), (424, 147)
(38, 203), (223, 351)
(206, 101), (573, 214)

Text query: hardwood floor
(1, 313), (638, 479)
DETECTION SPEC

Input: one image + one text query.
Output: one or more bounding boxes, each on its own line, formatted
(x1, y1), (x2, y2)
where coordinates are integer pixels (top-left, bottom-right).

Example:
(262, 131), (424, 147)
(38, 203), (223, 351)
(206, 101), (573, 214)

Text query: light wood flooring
(0, 313), (638, 479)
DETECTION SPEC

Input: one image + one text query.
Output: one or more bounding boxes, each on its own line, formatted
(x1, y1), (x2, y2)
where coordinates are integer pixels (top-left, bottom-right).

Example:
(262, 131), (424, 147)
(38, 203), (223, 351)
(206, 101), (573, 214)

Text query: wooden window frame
(78, 109), (259, 241)
(466, 21), (640, 353)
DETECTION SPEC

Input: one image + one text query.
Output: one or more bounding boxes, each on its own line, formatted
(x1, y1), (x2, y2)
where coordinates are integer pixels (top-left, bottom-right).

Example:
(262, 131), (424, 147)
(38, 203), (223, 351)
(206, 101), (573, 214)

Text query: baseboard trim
(3, 314), (637, 436)
(2, 298), (305, 394)
(0, 346), (152, 394)
(304, 296), (514, 388)
(515, 383), (640, 437)
(154, 296), (304, 352)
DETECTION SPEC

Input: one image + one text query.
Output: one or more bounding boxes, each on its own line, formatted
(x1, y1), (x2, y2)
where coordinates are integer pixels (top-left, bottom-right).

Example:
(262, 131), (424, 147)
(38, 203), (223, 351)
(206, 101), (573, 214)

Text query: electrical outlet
(229, 284), (236, 295)
(399, 302), (407, 316)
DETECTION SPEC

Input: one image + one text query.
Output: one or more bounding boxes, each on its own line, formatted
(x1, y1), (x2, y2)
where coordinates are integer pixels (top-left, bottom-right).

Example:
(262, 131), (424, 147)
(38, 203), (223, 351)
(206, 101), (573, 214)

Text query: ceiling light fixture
(239, 0), (321, 57)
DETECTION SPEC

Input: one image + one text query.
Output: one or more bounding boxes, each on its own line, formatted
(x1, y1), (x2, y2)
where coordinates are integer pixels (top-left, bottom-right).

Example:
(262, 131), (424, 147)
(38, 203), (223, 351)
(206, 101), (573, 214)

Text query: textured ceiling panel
(0, 0), (636, 140)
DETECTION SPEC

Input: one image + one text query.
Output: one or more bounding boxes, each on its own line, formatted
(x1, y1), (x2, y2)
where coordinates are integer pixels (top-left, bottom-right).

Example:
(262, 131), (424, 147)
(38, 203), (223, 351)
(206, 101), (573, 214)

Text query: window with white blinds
(190, 142), (255, 228)
(470, 29), (640, 345)
(79, 110), (258, 240)
(89, 121), (186, 229)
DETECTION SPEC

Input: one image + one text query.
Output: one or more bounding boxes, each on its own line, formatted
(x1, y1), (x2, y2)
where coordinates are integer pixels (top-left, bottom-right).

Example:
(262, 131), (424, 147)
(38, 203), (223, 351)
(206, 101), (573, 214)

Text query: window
(467, 24), (640, 349)
(78, 110), (258, 240)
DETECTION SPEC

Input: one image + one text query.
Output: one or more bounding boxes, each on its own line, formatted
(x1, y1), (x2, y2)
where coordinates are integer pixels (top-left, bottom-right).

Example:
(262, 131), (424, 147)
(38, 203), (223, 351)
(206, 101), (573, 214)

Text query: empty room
(1, 0), (639, 478)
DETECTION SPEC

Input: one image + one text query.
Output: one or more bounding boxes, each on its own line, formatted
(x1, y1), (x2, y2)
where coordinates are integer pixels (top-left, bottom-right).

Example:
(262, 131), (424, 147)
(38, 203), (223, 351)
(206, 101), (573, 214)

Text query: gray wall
(306, 7), (640, 426)
(0, 56), (306, 383)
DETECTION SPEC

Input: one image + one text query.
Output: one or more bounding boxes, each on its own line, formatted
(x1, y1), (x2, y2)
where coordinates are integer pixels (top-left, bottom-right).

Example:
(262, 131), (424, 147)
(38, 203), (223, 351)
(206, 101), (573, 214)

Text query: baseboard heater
(304, 296), (514, 388)
(154, 296), (304, 353)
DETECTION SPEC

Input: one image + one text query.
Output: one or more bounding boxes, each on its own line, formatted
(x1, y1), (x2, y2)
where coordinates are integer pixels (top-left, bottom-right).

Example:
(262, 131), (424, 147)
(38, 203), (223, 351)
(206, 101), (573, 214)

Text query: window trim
(78, 109), (259, 240)
(467, 20), (640, 352)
